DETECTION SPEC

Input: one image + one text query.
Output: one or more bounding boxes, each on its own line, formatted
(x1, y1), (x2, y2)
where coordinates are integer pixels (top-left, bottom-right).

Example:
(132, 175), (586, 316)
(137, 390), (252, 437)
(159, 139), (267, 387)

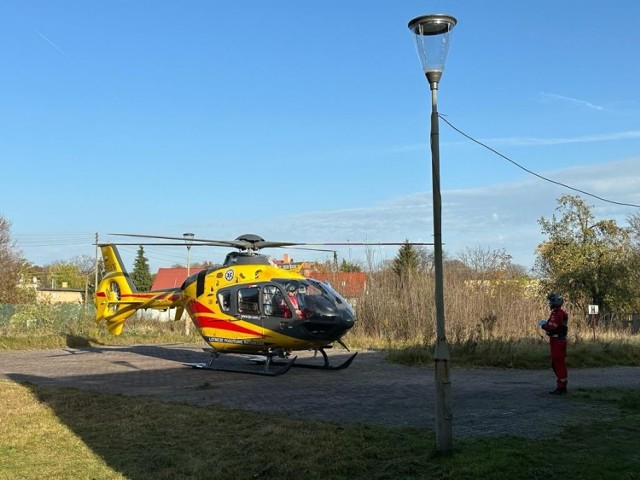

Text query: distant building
(151, 267), (206, 291)
(36, 287), (84, 304)
(146, 267), (207, 321)
(272, 253), (314, 275)
(307, 271), (367, 300)
(272, 254), (367, 301)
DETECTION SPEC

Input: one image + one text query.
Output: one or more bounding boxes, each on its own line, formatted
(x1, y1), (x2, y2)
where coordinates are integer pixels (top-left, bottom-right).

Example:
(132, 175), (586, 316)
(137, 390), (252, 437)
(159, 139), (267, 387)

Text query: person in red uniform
(279, 284), (302, 318)
(539, 292), (569, 394)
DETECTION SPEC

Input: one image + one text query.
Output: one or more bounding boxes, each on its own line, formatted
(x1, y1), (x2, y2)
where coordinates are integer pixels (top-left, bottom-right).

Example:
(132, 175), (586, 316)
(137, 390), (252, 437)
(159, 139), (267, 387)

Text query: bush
(1, 303), (93, 336)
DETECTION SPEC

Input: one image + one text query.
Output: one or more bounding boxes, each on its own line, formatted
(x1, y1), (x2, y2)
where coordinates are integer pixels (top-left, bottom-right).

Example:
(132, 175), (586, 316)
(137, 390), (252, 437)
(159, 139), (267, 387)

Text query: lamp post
(183, 232), (195, 277)
(183, 232), (195, 335)
(408, 13), (457, 455)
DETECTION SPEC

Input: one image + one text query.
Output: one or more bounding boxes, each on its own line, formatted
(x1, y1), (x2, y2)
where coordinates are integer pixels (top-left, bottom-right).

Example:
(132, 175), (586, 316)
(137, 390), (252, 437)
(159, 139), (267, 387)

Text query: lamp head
(408, 14), (457, 87)
(183, 232), (195, 247)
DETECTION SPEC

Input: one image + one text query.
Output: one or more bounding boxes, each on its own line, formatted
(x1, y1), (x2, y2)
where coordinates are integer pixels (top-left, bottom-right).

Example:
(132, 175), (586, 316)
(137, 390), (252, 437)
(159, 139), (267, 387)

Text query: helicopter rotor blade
(98, 242), (231, 247)
(297, 242), (436, 246)
(107, 234), (435, 251)
(108, 233), (245, 249)
(275, 246), (336, 253)
(108, 234), (306, 251)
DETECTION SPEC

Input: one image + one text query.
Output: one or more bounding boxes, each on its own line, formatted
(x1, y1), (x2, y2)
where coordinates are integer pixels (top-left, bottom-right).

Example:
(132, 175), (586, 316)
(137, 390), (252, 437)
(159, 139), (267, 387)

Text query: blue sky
(2, 0), (640, 273)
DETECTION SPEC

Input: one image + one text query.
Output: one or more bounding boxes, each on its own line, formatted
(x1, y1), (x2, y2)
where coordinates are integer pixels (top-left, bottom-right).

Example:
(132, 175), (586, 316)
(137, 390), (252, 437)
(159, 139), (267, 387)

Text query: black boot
(549, 387), (567, 395)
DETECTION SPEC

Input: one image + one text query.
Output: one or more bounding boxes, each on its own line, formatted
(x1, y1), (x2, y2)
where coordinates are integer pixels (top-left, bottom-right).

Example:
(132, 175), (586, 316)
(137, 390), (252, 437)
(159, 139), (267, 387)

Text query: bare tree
(0, 215), (28, 303)
(457, 246), (521, 280)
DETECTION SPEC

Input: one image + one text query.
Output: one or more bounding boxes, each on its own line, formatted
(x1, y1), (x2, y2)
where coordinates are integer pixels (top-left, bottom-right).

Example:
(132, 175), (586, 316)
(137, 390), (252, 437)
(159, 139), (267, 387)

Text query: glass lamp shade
(183, 232), (195, 246)
(408, 14), (457, 83)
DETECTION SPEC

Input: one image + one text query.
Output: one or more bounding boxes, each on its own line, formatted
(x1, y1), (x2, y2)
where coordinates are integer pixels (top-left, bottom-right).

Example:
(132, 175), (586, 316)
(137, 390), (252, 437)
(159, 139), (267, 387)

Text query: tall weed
(349, 269), (637, 348)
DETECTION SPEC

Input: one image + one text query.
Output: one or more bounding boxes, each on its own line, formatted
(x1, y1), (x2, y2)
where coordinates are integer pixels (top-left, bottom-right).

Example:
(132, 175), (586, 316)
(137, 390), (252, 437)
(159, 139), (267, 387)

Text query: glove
(538, 320), (547, 327)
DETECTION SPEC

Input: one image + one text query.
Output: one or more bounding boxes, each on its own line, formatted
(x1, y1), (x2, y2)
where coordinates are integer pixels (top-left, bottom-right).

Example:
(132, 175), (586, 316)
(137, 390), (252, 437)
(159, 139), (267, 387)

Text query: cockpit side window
(217, 290), (231, 313)
(262, 285), (285, 317)
(238, 286), (260, 315)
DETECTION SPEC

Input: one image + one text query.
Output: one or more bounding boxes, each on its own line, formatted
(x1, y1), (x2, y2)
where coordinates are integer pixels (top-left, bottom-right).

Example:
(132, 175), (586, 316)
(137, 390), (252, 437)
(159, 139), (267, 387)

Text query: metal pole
(430, 81), (453, 454)
(94, 233), (99, 294)
(184, 245), (192, 335)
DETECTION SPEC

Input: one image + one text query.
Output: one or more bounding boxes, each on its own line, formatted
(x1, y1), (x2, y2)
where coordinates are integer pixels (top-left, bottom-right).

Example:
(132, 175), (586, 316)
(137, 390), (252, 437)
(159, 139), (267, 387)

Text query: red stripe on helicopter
(189, 301), (215, 314)
(188, 301), (262, 336)
(196, 316), (262, 336)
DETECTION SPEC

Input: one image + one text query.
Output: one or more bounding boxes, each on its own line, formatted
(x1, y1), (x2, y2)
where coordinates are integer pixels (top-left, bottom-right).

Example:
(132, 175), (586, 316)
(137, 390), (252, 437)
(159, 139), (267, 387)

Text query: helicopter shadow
(58, 335), (208, 364)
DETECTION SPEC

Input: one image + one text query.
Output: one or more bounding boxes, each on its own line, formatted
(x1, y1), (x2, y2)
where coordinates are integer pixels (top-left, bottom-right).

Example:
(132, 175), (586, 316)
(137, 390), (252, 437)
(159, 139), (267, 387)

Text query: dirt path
(1, 344), (638, 438)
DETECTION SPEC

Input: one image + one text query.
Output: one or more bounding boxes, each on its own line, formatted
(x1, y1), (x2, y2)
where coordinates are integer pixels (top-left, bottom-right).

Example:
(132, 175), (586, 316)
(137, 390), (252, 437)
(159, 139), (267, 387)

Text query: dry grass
(344, 269), (640, 367)
(351, 269), (637, 345)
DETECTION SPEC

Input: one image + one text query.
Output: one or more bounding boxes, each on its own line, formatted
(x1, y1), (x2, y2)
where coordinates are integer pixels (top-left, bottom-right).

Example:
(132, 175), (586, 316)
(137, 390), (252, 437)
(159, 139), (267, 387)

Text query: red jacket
(542, 307), (568, 338)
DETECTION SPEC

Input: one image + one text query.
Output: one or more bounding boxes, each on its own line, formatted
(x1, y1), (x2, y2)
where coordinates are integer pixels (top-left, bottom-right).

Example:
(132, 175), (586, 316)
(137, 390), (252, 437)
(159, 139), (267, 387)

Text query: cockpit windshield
(265, 278), (353, 320)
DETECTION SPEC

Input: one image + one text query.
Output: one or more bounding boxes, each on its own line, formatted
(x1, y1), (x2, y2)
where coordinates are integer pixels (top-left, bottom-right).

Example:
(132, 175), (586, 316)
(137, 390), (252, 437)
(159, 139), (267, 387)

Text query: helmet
(547, 292), (564, 308)
(286, 283), (297, 293)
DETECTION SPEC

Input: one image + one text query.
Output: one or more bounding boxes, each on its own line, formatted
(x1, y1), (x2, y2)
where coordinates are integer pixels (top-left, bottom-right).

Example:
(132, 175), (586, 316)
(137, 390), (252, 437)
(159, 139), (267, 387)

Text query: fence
(0, 303), (95, 334)
(586, 311), (640, 334)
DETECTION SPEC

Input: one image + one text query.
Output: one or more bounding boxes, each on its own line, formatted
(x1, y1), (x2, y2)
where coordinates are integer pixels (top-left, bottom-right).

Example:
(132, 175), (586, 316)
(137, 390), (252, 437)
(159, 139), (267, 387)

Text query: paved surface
(1, 344), (638, 438)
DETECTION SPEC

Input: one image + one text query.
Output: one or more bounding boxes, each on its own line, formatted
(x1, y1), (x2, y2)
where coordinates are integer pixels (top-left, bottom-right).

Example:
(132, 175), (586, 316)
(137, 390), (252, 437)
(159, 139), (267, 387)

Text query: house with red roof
(151, 267), (206, 291)
(272, 254), (367, 300)
(307, 271), (367, 299)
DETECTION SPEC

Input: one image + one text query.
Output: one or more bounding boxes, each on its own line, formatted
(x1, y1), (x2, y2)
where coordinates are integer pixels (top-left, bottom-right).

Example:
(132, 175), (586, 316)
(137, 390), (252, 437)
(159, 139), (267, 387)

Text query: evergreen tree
(340, 258), (362, 272)
(131, 246), (153, 291)
(392, 240), (421, 279)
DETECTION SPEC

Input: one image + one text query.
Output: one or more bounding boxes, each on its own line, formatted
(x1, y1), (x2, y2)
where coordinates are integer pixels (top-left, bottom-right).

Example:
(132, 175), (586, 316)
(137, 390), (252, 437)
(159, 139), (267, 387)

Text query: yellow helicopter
(95, 233), (363, 376)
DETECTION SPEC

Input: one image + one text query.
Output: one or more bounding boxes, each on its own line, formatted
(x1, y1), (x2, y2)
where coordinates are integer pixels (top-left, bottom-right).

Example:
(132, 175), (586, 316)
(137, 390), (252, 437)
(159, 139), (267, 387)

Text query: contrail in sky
(34, 28), (121, 103)
(35, 29), (76, 62)
(540, 92), (604, 111)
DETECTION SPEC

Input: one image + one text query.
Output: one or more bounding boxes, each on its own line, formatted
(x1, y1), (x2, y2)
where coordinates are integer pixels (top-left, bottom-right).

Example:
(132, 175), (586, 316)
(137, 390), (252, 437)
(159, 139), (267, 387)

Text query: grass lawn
(1, 380), (638, 480)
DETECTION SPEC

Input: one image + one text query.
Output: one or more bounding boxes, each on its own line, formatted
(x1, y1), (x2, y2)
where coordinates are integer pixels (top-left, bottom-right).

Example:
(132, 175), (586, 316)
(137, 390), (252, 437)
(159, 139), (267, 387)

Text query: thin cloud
(481, 130), (640, 147)
(254, 157), (640, 268)
(23, 158), (637, 272)
(540, 92), (604, 111)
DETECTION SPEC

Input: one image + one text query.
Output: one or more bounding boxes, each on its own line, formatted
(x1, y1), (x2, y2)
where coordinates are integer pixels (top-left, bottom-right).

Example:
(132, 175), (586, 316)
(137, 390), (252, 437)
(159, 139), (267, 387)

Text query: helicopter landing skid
(272, 349), (358, 371)
(184, 351), (297, 377)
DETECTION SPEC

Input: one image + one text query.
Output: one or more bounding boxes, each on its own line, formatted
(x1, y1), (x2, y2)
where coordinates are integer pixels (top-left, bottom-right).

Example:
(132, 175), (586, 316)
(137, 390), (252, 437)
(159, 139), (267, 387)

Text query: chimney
(283, 253), (290, 264)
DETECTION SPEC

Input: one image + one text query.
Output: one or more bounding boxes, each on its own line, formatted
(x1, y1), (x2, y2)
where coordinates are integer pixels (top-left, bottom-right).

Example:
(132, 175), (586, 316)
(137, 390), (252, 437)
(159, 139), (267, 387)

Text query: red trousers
(550, 338), (568, 389)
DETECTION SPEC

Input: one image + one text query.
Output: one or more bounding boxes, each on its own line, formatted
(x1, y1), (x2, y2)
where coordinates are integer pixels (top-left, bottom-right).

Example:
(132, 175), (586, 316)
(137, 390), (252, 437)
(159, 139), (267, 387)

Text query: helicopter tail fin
(94, 244), (184, 335)
(94, 244), (140, 335)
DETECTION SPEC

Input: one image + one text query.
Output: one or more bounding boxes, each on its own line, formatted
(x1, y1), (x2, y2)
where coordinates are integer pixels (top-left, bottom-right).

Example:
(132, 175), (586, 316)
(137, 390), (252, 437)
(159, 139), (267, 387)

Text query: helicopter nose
(301, 310), (354, 340)
(340, 309), (355, 328)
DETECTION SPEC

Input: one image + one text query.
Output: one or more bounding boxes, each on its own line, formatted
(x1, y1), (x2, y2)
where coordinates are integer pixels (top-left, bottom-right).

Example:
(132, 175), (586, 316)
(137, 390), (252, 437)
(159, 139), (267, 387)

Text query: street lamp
(183, 232), (195, 277)
(182, 232), (195, 335)
(408, 13), (457, 455)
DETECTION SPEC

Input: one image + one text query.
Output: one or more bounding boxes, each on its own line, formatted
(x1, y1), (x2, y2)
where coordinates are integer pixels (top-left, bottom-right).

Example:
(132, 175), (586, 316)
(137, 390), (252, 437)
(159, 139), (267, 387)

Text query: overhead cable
(439, 114), (640, 209)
